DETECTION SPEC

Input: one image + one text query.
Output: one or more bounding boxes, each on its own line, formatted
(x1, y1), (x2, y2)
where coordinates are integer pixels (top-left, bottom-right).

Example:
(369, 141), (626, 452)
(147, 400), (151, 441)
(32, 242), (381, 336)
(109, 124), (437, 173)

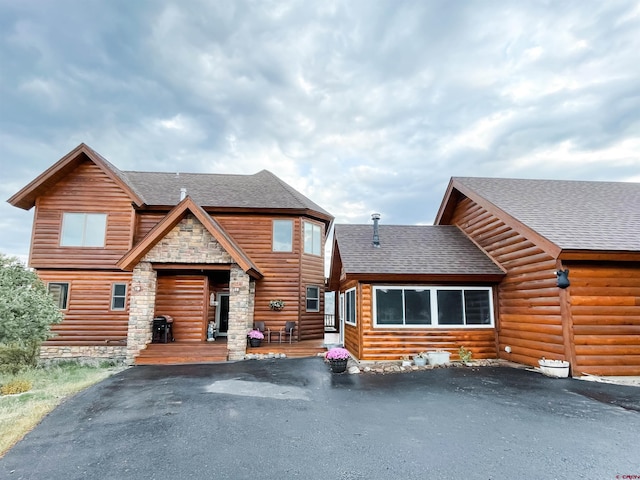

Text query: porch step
(246, 339), (326, 358)
(135, 342), (228, 365)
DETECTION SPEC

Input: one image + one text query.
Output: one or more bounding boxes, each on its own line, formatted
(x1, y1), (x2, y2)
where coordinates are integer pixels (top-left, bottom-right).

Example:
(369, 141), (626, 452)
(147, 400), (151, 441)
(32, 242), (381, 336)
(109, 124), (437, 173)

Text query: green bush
(0, 343), (39, 375)
(0, 378), (32, 396)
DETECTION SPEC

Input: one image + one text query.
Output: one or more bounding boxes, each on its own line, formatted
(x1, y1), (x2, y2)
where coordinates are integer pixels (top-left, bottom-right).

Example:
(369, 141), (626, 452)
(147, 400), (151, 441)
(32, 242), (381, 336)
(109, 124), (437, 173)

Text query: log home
(437, 177), (640, 376)
(330, 177), (640, 377)
(8, 144), (333, 364)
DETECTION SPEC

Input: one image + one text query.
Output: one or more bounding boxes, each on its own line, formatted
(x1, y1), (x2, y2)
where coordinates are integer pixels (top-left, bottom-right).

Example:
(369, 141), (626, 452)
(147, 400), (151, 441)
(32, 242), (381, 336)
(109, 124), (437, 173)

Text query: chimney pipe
(180, 187), (187, 201)
(371, 213), (381, 247)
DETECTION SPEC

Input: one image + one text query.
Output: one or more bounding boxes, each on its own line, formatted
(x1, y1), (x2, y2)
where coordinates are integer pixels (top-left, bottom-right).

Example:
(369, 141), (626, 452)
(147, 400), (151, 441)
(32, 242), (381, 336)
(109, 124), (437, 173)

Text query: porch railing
(324, 314), (336, 332)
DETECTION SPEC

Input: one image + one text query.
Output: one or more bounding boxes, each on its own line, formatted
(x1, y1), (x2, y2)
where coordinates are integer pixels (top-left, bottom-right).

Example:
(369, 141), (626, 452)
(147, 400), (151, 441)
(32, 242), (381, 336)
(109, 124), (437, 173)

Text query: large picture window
(303, 222), (321, 255)
(61, 213), (107, 247)
(273, 220), (293, 252)
(48, 282), (69, 310)
(345, 288), (356, 326)
(374, 286), (493, 328)
(306, 285), (320, 312)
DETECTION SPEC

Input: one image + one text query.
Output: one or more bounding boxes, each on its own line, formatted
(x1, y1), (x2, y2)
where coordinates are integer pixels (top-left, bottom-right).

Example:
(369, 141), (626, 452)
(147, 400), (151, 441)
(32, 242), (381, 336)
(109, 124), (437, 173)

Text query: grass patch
(0, 361), (124, 457)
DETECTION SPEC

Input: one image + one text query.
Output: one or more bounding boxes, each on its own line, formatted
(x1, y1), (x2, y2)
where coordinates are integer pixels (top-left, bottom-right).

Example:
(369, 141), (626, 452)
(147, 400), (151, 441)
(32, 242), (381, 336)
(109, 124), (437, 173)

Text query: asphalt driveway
(1, 358), (639, 480)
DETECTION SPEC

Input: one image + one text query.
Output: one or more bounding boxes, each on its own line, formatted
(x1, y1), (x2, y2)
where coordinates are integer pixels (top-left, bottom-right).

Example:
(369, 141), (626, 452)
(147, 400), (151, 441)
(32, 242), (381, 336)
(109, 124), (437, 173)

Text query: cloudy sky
(2, 0), (640, 260)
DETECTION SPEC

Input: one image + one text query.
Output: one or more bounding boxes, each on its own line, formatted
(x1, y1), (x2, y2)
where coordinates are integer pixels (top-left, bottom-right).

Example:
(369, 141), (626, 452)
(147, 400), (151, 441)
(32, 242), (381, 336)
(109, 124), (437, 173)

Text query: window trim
(60, 212), (107, 247)
(272, 219), (293, 252)
(344, 287), (357, 326)
(110, 283), (128, 311)
(373, 285), (494, 329)
(305, 285), (320, 312)
(48, 282), (70, 310)
(303, 221), (322, 256)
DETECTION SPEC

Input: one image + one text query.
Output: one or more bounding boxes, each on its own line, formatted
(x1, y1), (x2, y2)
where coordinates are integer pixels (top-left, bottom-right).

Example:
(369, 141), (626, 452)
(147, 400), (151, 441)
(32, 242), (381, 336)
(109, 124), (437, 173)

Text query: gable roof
(331, 224), (505, 283)
(121, 170), (330, 219)
(436, 177), (640, 253)
(8, 144), (333, 225)
(117, 196), (263, 279)
(7, 143), (144, 210)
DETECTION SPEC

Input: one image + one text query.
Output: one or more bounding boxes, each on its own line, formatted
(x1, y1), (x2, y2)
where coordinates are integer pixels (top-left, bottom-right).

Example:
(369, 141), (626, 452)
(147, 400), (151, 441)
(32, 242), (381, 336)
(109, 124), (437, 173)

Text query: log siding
(568, 263), (640, 375)
(30, 160), (134, 269)
(450, 197), (564, 367)
(38, 270), (132, 346)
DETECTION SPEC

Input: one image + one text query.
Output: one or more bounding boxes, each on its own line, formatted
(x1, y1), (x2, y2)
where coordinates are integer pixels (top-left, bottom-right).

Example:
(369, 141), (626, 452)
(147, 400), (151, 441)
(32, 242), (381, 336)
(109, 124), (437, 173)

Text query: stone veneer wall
(125, 214), (253, 363)
(40, 345), (126, 364)
(126, 261), (157, 364)
(227, 265), (254, 360)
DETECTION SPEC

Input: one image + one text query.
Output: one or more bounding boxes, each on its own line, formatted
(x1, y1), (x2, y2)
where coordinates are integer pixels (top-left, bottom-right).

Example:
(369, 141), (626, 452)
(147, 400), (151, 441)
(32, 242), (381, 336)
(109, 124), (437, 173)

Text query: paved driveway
(1, 358), (639, 480)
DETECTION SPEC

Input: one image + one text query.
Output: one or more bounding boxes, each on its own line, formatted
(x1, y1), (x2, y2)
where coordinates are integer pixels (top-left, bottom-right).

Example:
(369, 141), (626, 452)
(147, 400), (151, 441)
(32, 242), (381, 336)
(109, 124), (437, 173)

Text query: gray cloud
(2, 0), (640, 259)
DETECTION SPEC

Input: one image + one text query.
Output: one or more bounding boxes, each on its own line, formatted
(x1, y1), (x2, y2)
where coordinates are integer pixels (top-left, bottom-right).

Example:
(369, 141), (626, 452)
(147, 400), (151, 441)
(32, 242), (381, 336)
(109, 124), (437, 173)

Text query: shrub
(458, 346), (473, 364)
(0, 378), (32, 396)
(0, 343), (39, 375)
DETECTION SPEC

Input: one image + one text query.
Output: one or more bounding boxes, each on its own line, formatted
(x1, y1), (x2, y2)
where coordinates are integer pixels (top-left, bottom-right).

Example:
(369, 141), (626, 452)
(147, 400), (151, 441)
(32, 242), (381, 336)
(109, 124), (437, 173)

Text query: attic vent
(371, 213), (381, 247)
(180, 187), (187, 201)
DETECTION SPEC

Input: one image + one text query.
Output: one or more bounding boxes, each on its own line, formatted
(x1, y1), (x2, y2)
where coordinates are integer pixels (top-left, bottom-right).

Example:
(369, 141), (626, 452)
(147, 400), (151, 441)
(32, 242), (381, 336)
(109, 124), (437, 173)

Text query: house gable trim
(117, 196), (263, 279)
(435, 178), (562, 259)
(7, 143), (144, 210)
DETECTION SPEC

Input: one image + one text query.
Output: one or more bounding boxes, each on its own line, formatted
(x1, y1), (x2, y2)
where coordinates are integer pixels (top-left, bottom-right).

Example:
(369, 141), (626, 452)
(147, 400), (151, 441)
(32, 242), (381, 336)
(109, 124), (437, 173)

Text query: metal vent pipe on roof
(180, 187), (187, 201)
(372, 213), (381, 247)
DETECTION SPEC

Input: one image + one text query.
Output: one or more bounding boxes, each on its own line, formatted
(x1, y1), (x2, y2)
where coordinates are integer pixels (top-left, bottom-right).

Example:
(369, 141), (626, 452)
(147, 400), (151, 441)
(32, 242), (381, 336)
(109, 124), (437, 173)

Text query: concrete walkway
(1, 358), (639, 480)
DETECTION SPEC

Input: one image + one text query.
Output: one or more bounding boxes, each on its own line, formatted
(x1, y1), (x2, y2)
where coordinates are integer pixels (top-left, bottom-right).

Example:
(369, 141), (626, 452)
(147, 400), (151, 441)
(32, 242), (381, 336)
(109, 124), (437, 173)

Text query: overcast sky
(2, 0), (640, 261)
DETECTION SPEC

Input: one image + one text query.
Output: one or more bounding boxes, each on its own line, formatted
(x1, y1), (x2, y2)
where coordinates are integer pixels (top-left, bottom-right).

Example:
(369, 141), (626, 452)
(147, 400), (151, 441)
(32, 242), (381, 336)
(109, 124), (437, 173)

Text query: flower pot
(249, 338), (262, 347)
(413, 356), (427, 367)
(538, 359), (570, 378)
(427, 351), (450, 366)
(329, 358), (348, 373)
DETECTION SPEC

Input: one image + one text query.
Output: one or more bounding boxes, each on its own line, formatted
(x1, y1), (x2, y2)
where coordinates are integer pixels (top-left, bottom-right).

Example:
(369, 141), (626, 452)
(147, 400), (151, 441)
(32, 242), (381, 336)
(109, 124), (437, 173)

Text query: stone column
(227, 264), (251, 360)
(126, 262), (157, 364)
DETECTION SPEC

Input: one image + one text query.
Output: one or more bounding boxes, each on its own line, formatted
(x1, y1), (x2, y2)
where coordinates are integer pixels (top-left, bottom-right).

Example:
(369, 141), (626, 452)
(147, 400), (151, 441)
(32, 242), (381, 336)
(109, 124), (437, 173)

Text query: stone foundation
(39, 345), (127, 365)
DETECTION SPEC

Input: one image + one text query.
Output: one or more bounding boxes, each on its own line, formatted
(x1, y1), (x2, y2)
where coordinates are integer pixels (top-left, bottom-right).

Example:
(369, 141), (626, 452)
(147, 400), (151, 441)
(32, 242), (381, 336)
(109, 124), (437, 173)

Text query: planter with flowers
(269, 299), (285, 311)
(325, 347), (351, 373)
(413, 352), (428, 367)
(248, 329), (264, 347)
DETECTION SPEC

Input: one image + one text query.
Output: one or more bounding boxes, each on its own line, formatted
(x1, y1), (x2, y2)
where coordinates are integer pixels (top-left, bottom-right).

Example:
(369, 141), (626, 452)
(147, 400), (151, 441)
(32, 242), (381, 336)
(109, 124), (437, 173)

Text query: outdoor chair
(278, 321), (296, 344)
(253, 321), (270, 343)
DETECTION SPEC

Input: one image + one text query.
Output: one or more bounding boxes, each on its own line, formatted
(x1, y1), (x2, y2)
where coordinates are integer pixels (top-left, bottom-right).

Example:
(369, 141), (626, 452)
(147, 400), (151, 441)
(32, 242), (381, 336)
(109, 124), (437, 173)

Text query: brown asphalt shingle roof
(119, 169), (331, 215)
(334, 224), (504, 276)
(453, 177), (640, 251)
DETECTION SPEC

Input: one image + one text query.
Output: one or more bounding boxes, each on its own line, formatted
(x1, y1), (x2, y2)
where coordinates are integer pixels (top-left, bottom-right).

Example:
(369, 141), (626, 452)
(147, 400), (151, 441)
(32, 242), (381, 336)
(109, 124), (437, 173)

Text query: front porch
(134, 338), (327, 365)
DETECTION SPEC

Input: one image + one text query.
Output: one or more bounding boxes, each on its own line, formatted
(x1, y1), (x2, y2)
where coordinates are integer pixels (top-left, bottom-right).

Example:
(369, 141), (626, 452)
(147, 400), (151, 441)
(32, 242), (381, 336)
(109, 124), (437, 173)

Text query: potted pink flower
(325, 347), (350, 373)
(248, 329), (264, 347)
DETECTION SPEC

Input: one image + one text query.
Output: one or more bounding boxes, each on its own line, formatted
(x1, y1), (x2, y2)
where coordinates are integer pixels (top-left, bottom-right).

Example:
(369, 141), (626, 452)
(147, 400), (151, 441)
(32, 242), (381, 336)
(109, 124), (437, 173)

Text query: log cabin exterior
(330, 177), (640, 376)
(435, 177), (640, 377)
(328, 223), (506, 362)
(8, 143), (333, 364)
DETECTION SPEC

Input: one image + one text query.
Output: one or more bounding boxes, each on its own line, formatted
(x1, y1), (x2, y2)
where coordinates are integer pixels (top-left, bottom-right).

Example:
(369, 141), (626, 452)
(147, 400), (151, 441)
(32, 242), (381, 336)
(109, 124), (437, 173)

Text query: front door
(216, 293), (230, 336)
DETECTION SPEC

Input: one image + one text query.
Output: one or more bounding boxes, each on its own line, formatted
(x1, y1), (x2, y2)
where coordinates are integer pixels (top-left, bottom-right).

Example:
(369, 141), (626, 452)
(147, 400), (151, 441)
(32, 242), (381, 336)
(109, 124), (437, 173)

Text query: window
(61, 213), (107, 247)
(48, 282), (69, 310)
(306, 285), (320, 312)
(273, 220), (293, 252)
(339, 293), (345, 322)
(345, 288), (356, 326)
(111, 283), (127, 310)
(374, 286), (493, 328)
(303, 222), (321, 255)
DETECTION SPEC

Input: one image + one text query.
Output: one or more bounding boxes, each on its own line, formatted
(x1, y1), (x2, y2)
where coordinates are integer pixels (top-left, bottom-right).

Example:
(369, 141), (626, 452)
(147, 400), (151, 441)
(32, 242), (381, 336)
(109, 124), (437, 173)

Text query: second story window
(273, 220), (293, 252)
(61, 213), (107, 247)
(303, 222), (321, 255)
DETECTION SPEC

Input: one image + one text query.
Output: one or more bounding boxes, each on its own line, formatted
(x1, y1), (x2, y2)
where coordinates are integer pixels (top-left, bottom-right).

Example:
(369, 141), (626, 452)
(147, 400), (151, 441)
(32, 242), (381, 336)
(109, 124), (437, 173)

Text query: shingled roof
(121, 170), (331, 217)
(333, 224), (505, 277)
(445, 177), (640, 251)
(8, 144), (332, 223)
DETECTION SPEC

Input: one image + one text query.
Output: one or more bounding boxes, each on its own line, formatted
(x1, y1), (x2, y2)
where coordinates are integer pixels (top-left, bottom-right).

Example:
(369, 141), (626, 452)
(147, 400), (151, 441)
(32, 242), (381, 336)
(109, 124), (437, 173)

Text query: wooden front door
(156, 275), (207, 342)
